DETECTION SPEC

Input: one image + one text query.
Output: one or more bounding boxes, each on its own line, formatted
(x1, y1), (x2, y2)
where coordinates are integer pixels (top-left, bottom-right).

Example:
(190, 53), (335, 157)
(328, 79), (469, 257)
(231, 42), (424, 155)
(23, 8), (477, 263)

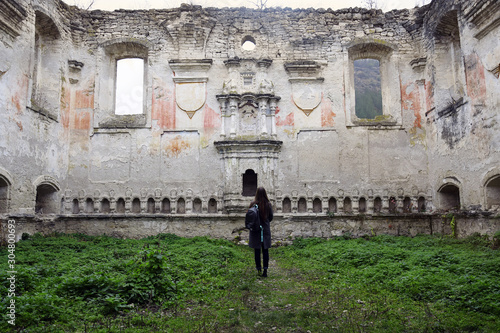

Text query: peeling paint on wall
(275, 106), (294, 127)
(465, 53), (487, 106)
(321, 95), (335, 127)
(152, 78), (175, 129)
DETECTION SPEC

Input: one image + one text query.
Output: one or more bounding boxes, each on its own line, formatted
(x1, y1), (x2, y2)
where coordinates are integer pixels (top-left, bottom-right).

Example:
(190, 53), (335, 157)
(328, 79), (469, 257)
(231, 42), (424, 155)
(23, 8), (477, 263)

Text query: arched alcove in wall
(242, 169), (257, 197)
(35, 183), (59, 214)
(0, 174), (11, 213)
(438, 184), (461, 211)
(485, 175), (500, 209)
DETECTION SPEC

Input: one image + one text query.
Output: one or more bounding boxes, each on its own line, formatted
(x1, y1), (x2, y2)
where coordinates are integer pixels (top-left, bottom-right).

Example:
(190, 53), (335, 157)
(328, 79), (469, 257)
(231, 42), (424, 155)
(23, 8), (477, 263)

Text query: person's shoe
(257, 268), (262, 276)
(262, 269), (268, 277)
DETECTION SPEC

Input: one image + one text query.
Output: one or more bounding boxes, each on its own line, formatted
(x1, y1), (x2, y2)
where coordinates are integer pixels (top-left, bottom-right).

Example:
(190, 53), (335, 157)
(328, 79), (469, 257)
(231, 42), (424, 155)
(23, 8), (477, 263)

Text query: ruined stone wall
(1, 0), (499, 241)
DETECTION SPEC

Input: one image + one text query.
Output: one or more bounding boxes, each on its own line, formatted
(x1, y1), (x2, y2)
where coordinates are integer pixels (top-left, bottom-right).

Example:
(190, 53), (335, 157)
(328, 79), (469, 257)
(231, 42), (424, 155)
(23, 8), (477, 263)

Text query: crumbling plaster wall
(0, 0), (499, 239)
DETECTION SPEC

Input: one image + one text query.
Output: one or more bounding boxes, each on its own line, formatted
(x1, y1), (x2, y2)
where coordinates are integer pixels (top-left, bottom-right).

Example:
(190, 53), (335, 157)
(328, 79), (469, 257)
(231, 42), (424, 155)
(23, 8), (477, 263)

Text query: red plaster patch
(16, 121), (23, 131)
(75, 89), (94, 109)
(11, 95), (21, 113)
(164, 135), (191, 158)
(321, 96), (336, 127)
(465, 53), (487, 104)
(400, 81), (422, 129)
(203, 104), (220, 136)
(73, 111), (91, 130)
(275, 106), (294, 126)
(152, 80), (175, 129)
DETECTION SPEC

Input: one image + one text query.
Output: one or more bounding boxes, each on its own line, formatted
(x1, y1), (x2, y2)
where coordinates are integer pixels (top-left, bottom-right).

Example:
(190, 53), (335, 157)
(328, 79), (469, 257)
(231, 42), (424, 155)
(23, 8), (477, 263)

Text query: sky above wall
(66, 0), (430, 12)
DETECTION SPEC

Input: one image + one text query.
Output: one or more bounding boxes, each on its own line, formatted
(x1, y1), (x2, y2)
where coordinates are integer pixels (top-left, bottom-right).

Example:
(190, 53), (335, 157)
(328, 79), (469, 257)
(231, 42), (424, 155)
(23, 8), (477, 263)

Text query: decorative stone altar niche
(215, 58), (282, 213)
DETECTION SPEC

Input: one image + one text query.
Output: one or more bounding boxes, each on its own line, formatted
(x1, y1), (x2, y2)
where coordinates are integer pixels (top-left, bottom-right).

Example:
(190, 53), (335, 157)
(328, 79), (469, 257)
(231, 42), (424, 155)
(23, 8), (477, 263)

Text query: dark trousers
(254, 243), (269, 270)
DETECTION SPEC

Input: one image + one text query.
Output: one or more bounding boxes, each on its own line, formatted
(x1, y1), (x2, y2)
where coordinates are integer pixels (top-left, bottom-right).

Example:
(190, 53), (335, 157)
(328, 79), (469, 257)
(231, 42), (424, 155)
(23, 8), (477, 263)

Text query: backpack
(245, 204), (260, 231)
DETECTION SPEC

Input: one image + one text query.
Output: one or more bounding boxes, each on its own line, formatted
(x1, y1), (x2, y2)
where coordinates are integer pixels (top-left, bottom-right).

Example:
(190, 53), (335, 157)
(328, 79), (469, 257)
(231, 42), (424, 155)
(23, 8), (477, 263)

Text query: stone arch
(389, 196), (397, 213)
(418, 196), (426, 212)
(297, 197), (307, 213)
(193, 198), (202, 213)
(34, 176), (60, 215)
(282, 197), (292, 213)
(343, 197), (352, 213)
(31, 9), (62, 119)
(438, 183), (461, 211)
(85, 198), (94, 213)
(374, 197), (382, 213)
(131, 198), (141, 213)
(312, 197), (322, 213)
(0, 171), (13, 214)
(432, 10), (466, 114)
(358, 197), (367, 213)
(72, 198), (80, 214)
(147, 198), (156, 214)
(116, 197), (126, 213)
(484, 174), (500, 210)
(328, 197), (337, 213)
(208, 198), (217, 213)
(242, 169), (257, 197)
(161, 198), (171, 213)
(177, 197), (186, 214)
(346, 40), (401, 126)
(100, 198), (110, 213)
(403, 196), (412, 213)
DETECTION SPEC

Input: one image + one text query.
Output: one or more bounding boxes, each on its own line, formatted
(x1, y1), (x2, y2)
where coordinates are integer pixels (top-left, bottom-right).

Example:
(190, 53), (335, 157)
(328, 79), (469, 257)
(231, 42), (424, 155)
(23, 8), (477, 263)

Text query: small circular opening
(241, 36), (256, 51)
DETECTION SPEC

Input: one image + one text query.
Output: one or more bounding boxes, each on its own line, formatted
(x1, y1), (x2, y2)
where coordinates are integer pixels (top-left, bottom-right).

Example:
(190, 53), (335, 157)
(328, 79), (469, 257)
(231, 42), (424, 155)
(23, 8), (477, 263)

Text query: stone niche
(215, 58), (282, 213)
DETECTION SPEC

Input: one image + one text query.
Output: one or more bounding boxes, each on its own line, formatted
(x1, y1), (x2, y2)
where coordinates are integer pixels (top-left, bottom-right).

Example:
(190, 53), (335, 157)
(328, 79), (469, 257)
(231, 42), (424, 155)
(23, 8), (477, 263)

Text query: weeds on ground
(0, 232), (498, 332)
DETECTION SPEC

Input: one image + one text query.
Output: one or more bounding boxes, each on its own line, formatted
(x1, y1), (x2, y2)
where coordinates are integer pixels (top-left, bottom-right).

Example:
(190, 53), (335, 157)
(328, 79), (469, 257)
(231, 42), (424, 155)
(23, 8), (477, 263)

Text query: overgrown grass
(0, 232), (498, 332)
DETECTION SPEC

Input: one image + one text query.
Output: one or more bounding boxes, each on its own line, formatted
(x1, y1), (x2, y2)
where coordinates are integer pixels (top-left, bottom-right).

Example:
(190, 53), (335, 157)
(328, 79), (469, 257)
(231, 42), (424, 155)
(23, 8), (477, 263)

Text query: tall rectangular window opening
(115, 58), (144, 115)
(354, 58), (382, 119)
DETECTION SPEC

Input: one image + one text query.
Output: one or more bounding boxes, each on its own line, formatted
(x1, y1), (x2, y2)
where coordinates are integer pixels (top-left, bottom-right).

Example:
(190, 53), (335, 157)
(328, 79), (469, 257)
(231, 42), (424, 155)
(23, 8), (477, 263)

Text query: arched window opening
(131, 198), (141, 213)
(418, 196), (426, 212)
(116, 198), (126, 213)
(147, 198), (156, 214)
(344, 197), (352, 213)
(241, 35), (256, 51)
(438, 184), (460, 211)
(359, 197), (367, 213)
(35, 183), (59, 214)
(298, 197), (307, 213)
(208, 198), (217, 213)
(72, 199), (80, 214)
(282, 197), (292, 213)
(328, 197), (337, 213)
(374, 197), (382, 213)
(0, 176), (10, 213)
(101, 198), (110, 213)
(85, 198), (94, 214)
(389, 197), (397, 213)
(313, 198), (322, 213)
(485, 176), (500, 210)
(354, 58), (382, 119)
(193, 198), (202, 213)
(177, 198), (186, 214)
(161, 198), (170, 213)
(31, 11), (61, 119)
(433, 10), (465, 112)
(115, 58), (144, 115)
(403, 197), (411, 213)
(242, 169), (257, 197)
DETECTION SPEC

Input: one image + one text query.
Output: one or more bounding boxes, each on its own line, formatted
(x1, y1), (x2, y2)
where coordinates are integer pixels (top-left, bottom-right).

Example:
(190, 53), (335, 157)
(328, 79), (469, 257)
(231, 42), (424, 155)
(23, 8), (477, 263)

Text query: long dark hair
(250, 187), (270, 222)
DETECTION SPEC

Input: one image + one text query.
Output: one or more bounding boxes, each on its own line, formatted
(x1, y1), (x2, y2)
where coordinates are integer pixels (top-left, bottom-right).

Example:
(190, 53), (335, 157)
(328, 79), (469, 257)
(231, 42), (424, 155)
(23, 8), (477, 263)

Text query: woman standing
(248, 187), (273, 277)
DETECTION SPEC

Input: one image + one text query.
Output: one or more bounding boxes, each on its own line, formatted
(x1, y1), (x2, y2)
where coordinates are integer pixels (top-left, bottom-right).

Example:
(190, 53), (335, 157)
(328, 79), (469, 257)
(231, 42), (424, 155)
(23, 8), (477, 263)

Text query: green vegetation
(1, 232), (499, 332)
(354, 58), (383, 119)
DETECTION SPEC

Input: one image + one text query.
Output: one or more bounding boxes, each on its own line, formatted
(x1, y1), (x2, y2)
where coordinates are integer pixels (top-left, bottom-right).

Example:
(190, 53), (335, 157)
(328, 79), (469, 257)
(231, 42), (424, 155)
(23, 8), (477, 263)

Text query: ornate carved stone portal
(215, 58), (282, 213)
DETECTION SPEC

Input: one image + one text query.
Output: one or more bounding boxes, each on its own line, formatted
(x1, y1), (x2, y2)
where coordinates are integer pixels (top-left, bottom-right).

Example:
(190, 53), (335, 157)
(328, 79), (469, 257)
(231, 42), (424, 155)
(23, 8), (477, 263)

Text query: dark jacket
(248, 202), (273, 249)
